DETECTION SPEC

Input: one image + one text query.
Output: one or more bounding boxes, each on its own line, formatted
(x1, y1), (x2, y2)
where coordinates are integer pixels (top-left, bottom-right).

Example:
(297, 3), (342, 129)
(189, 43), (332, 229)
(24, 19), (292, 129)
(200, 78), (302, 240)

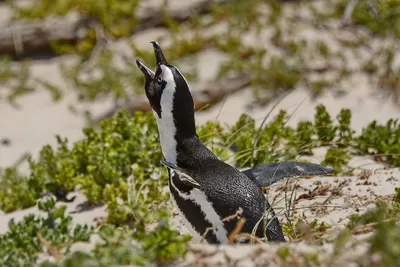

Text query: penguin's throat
(154, 111), (178, 165)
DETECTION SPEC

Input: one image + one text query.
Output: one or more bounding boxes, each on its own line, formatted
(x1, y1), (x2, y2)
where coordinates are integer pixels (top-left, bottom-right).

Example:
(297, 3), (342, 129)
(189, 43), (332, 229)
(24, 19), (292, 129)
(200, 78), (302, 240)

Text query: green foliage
(29, 137), (78, 202)
(357, 188), (400, 266)
(3, 0), (397, 105)
(356, 119), (400, 166)
(218, 46), (302, 105)
(223, 111), (296, 168)
(310, 80), (332, 97)
(3, 105), (400, 217)
(348, 201), (389, 229)
(393, 187), (400, 206)
(136, 211), (192, 264)
(0, 107), (400, 264)
(0, 111), (168, 226)
(42, 212), (190, 267)
(289, 121), (315, 155)
(335, 0), (400, 39)
(321, 147), (351, 175)
(276, 247), (290, 261)
(336, 109), (354, 147)
(12, 0), (140, 39)
(0, 198), (190, 267)
(369, 221), (400, 266)
(282, 218), (331, 240)
(252, 57), (301, 103)
(197, 121), (230, 159)
(0, 106), (399, 264)
(0, 198), (91, 266)
(315, 105), (336, 144)
(0, 168), (37, 213)
(347, 188), (400, 229)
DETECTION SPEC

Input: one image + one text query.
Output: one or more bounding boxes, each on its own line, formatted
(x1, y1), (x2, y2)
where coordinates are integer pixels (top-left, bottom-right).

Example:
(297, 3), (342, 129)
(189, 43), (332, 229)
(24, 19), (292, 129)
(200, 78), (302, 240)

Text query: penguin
(136, 41), (333, 244)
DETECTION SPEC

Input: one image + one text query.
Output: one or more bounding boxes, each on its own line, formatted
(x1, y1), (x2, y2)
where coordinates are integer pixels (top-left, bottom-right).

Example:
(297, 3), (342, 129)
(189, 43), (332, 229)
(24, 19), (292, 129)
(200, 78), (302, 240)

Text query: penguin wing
(160, 160), (201, 188)
(241, 162), (333, 188)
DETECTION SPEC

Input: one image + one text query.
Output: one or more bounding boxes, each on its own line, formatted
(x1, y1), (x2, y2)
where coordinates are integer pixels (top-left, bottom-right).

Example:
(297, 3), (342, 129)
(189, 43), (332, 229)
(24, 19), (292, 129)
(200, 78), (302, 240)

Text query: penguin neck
(154, 93), (216, 167)
(154, 110), (206, 166)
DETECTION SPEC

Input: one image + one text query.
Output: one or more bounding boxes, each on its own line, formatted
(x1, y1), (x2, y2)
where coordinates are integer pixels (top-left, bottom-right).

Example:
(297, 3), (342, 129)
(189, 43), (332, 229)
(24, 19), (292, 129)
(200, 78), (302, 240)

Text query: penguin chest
(168, 171), (229, 244)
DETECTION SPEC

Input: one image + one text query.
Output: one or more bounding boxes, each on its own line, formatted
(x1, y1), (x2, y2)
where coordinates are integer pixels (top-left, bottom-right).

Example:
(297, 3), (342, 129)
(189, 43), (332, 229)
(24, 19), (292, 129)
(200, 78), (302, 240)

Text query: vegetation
(2, 0), (399, 104)
(2, 104), (400, 215)
(1, 0), (400, 266)
(0, 105), (400, 265)
(0, 198), (189, 267)
(0, 198), (92, 266)
(282, 218), (331, 241)
(333, 0), (400, 38)
(1, 104), (400, 217)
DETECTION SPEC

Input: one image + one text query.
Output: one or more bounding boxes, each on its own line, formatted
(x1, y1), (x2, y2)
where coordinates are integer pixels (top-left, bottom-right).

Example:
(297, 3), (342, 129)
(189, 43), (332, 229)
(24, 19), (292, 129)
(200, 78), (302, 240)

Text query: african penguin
(136, 41), (333, 244)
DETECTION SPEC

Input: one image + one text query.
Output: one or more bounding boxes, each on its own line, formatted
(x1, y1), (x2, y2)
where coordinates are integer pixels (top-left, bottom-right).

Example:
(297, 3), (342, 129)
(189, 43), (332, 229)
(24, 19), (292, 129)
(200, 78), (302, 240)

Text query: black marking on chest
(169, 172), (221, 243)
(166, 142), (286, 242)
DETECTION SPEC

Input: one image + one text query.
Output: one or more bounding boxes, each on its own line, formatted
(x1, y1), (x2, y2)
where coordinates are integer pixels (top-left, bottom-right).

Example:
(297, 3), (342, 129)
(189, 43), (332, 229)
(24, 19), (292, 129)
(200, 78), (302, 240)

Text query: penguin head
(136, 41), (194, 120)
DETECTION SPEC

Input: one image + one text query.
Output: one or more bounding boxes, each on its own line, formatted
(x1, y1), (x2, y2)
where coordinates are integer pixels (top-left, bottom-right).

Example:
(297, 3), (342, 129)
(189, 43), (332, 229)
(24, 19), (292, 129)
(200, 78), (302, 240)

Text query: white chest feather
(154, 68), (178, 165)
(170, 172), (229, 243)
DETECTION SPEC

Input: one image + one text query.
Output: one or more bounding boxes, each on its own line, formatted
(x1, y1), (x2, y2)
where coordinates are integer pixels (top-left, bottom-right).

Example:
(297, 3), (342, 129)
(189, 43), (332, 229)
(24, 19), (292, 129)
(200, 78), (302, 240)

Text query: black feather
(242, 162), (334, 187)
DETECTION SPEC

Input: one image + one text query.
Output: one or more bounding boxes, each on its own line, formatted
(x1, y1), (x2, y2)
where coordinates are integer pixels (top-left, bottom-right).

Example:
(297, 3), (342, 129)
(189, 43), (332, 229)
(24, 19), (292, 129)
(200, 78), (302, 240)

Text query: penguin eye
(157, 76), (163, 84)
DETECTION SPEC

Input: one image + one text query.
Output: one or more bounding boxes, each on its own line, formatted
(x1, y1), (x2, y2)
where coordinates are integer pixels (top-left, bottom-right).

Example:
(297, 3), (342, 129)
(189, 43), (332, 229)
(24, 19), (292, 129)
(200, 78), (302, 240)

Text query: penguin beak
(136, 41), (167, 82)
(136, 59), (155, 82)
(151, 41), (168, 66)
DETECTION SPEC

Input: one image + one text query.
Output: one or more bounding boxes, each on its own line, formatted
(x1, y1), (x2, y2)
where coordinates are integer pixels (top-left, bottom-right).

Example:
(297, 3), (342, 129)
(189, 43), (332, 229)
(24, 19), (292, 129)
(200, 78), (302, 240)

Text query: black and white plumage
(136, 42), (333, 244)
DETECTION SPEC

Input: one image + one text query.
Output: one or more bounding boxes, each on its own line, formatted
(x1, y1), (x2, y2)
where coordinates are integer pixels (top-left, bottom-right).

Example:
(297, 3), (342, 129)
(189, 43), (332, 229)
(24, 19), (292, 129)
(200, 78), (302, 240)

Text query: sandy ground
(0, 0), (400, 265)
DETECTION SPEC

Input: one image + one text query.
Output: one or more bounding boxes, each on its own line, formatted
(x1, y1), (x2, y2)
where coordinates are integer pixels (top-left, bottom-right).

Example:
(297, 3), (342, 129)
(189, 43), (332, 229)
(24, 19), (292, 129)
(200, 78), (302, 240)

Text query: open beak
(136, 59), (154, 81)
(136, 41), (167, 82)
(151, 41), (168, 66)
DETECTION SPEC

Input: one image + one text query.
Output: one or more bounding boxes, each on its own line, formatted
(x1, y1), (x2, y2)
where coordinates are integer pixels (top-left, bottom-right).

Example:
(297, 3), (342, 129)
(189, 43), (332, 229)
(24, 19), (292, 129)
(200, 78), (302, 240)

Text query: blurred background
(1, 0), (400, 167)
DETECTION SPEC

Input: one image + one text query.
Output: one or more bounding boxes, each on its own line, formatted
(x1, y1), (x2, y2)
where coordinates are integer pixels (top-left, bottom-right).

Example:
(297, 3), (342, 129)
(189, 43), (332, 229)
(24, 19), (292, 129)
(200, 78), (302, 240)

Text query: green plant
(356, 119), (400, 166)
(336, 109), (354, 147)
(4, 105), (400, 218)
(0, 198), (92, 266)
(282, 218), (331, 240)
(0, 111), (168, 226)
(350, 189), (400, 265)
(222, 111), (296, 168)
(39, 211), (190, 267)
(1, 104), (400, 265)
(315, 105), (336, 145)
(334, 0), (400, 39)
(289, 121), (315, 155)
(368, 220), (400, 266)
(348, 188), (400, 230)
(0, 168), (37, 213)
(321, 147), (351, 175)
(12, 0), (140, 39)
